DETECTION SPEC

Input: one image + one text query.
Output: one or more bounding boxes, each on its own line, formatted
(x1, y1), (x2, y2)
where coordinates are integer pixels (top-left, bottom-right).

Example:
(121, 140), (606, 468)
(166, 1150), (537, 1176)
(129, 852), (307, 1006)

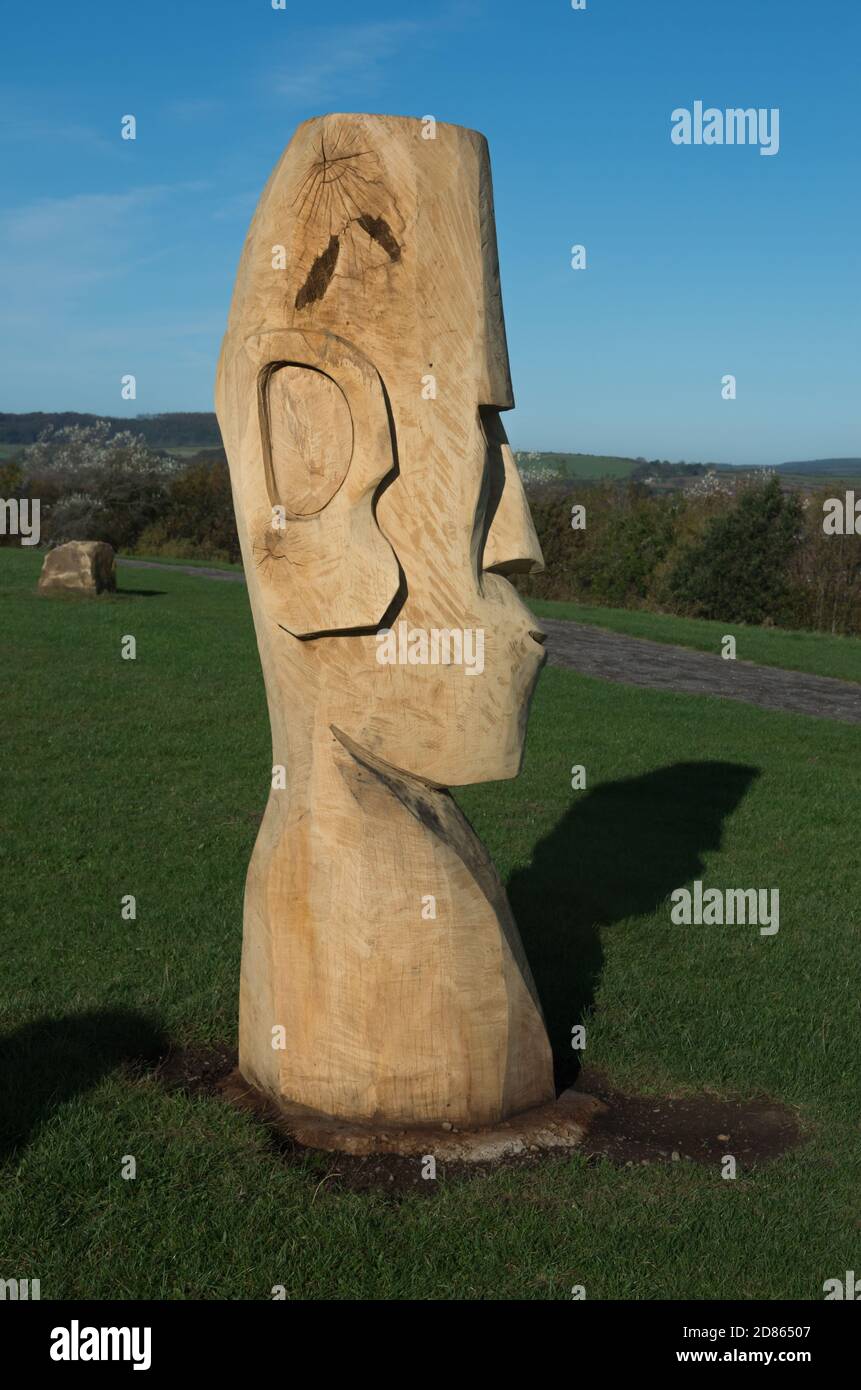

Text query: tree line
(2, 421), (859, 635)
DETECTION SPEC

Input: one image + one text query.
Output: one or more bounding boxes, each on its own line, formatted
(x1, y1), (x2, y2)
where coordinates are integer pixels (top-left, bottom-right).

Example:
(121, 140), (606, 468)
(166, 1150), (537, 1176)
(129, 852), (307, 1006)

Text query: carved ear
(245, 331), (401, 637)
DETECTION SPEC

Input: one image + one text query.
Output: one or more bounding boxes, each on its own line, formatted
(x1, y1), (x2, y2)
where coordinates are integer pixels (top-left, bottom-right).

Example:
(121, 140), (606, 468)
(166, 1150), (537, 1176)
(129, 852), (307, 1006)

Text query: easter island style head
(216, 114), (555, 1132)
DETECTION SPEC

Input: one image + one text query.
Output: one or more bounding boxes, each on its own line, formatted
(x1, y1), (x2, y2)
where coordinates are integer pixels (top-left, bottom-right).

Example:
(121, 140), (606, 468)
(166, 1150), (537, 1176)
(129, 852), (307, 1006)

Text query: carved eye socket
(264, 363), (354, 516)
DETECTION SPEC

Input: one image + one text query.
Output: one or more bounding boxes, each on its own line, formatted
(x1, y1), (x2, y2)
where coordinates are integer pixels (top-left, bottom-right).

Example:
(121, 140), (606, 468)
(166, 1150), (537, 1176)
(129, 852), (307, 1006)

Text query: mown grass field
(515, 451), (637, 480)
(529, 597), (861, 684)
(1, 547), (859, 1300)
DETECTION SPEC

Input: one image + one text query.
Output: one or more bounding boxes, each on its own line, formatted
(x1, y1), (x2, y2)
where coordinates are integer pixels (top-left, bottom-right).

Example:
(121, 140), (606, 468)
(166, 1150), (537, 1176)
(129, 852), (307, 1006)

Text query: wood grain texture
(216, 114), (554, 1128)
(265, 365), (353, 515)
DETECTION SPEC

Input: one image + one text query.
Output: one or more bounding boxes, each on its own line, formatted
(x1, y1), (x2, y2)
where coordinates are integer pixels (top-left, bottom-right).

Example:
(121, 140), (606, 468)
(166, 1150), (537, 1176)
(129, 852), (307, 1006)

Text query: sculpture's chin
(443, 754), (523, 788)
(325, 645), (544, 787)
(333, 715), (527, 788)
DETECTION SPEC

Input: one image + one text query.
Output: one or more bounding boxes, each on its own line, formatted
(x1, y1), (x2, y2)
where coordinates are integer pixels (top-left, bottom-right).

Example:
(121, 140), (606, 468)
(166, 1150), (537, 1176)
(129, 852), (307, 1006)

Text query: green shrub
(518, 471), (860, 635)
(521, 483), (679, 607)
(21, 422), (176, 551)
(665, 478), (804, 625)
(144, 458), (239, 562)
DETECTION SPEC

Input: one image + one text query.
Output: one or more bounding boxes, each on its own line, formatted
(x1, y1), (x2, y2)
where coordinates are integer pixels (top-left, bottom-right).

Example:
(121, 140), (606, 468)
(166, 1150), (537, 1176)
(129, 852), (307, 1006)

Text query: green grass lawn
(516, 451), (637, 480)
(1, 547), (859, 1300)
(529, 597), (861, 684)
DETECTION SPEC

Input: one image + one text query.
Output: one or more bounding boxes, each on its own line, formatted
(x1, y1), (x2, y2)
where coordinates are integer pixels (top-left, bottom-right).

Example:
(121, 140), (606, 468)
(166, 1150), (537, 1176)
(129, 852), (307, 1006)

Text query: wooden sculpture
(216, 114), (556, 1131)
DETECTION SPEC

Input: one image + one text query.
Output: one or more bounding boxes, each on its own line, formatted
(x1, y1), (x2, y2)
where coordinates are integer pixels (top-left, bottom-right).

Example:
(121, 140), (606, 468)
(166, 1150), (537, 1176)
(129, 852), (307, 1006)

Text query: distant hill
(2, 414), (856, 481)
(0, 411), (222, 449)
(777, 458), (861, 477)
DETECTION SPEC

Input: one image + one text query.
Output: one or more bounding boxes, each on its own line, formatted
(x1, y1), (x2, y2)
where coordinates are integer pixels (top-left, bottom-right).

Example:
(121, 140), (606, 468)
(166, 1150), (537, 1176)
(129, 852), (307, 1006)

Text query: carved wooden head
(216, 114), (546, 786)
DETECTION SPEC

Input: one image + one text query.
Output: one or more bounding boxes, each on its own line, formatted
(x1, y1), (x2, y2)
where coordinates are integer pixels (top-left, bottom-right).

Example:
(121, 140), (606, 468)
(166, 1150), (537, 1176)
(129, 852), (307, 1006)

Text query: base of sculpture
(222, 1069), (607, 1162)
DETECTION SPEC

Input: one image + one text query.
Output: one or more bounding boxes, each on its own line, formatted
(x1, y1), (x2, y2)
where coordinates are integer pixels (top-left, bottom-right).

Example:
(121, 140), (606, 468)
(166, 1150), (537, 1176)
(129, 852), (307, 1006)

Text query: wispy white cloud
(0, 187), (169, 246)
(0, 113), (113, 152)
(1, 182), (211, 245)
(272, 20), (422, 104)
(0, 184), (213, 316)
(163, 96), (225, 122)
(210, 189), (260, 223)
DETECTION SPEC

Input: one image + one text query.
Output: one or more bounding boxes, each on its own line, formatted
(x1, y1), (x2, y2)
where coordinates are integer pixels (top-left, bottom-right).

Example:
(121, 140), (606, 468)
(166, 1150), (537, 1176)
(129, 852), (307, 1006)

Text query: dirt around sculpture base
(221, 1069), (607, 1162)
(37, 541), (116, 596)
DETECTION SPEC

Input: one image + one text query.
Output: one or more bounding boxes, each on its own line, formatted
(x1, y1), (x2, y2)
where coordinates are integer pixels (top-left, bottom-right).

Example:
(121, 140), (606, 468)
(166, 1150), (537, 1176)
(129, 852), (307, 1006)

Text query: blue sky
(1, 0), (858, 465)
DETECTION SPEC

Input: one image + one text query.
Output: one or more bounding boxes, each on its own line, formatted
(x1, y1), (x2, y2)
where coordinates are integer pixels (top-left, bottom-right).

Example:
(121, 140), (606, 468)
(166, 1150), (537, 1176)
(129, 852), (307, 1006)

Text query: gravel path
(121, 557), (246, 583)
(542, 618), (860, 725)
(119, 559), (860, 724)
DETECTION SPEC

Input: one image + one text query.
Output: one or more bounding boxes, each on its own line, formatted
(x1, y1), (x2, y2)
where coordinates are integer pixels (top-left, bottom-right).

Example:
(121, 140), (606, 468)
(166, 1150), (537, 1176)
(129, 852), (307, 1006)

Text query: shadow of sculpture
(508, 760), (760, 1090)
(0, 1008), (167, 1163)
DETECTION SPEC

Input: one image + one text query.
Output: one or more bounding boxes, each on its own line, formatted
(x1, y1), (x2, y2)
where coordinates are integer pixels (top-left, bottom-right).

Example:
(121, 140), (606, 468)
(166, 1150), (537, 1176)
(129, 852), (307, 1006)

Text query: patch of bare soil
(145, 1045), (803, 1196)
(575, 1065), (804, 1167)
(150, 1042), (237, 1093)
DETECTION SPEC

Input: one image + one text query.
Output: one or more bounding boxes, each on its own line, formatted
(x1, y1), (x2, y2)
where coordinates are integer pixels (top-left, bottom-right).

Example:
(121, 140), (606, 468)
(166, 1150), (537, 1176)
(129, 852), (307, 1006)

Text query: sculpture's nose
(479, 408), (544, 578)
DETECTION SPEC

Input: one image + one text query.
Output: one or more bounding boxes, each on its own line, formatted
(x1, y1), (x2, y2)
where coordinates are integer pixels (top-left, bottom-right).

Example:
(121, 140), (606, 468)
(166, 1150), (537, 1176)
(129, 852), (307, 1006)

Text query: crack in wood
(295, 234), (340, 309)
